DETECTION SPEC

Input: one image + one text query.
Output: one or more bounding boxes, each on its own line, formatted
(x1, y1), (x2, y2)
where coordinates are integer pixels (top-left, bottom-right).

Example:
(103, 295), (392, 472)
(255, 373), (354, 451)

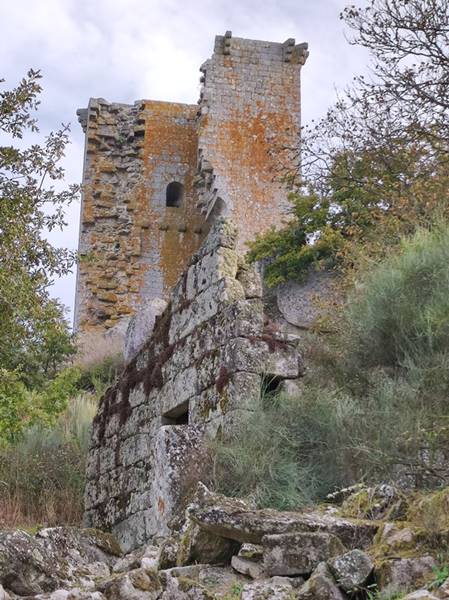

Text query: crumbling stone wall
(75, 33), (308, 336)
(196, 34), (308, 251)
(75, 99), (205, 333)
(84, 221), (303, 552)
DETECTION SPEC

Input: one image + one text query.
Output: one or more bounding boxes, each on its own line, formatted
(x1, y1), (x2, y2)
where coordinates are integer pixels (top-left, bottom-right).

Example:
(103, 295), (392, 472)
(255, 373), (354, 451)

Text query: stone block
(169, 277), (245, 343)
(262, 532), (346, 576)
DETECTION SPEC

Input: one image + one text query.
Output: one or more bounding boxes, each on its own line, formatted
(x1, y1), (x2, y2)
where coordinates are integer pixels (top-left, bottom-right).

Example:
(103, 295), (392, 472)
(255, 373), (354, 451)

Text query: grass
(0, 393), (97, 528)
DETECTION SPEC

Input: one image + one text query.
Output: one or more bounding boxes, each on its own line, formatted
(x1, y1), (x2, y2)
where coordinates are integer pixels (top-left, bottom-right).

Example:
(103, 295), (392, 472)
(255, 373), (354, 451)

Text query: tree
(249, 0), (449, 284)
(0, 69), (78, 387)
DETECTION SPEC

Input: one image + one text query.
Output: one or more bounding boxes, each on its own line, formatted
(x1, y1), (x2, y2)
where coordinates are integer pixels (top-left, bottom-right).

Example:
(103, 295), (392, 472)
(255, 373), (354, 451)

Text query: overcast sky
(2, 0), (369, 326)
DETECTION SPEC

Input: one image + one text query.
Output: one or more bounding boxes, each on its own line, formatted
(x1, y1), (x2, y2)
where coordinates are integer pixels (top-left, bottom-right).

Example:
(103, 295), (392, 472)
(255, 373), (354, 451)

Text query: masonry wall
(84, 220), (302, 552)
(196, 34), (308, 251)
(74, 99), (206, 334)
(75, 34), (308, 336)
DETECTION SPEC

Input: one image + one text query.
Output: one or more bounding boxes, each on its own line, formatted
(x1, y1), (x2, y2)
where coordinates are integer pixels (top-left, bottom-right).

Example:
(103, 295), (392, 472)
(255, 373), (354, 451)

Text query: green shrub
(0, 393), (97, 527)
(347, 225), (449, 368)
(213, 226), (449, 508)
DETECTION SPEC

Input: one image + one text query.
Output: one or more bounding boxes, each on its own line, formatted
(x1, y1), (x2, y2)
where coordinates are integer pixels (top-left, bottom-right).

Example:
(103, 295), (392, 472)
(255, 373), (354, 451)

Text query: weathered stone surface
(262, 531), (345, 576)
(376, 556), (437, 594)
(231, 556), (265, 579)
(403, 591), (440, 600)
(99, 568), (162, 599)
(188, 484), (378, 547)
(177, 520), (239, 566)
(85, 220), (301, 550)
(241, 579), (294, 600)
(0, 528), (120, 597)
(296, 562), (346, 600)
(276, 270), (338, 329)
(237, 263), (263, 299)
(341, 484), (405, 521)
(124, 298), (167, 363)
(328, 549), (373, 592)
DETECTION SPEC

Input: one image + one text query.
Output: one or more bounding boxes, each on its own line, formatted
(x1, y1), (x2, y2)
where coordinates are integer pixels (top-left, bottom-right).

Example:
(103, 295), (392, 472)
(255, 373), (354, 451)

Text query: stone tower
(74, 33), (308, 336)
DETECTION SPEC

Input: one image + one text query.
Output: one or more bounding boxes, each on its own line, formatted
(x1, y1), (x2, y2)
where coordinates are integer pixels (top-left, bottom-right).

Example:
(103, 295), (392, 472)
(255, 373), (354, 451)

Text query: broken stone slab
(296, 562), (346, 600)
(124, 297), (167, 363)
(231, 555), (265, 579)
(188, 483), (378, 548)
(0, 528), (121, 597)
(328, 549), (373, 592)
(262, 531), (346, 576)
(376, 555), (437, 595)
(241, 578), (295, 600)
(98, 568), (162, 599)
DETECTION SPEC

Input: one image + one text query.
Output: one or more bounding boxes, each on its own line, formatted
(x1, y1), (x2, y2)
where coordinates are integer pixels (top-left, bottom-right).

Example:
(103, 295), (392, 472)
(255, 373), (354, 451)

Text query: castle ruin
(79, 33), (309, 552)
(75, 33), (308, 336)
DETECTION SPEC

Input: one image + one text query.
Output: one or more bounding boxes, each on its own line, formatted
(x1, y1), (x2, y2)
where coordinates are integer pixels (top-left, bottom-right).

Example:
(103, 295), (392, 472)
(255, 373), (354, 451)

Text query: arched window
(166, 181), (183, 207)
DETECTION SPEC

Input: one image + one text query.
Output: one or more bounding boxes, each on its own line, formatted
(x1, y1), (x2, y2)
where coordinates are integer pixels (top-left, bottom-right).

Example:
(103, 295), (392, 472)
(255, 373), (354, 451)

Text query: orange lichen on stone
(74, 33), (307, 338)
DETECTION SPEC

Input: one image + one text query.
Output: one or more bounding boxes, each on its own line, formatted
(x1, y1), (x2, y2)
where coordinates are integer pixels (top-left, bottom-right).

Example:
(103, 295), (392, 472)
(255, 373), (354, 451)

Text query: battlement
(74, 32), (308, 336)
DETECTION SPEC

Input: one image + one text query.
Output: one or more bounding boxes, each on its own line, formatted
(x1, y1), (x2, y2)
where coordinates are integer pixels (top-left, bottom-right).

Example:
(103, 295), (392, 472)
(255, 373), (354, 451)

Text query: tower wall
(75, 34), (308, 336)
(197, 34), (307, 251)
(75, 99), (205, 334)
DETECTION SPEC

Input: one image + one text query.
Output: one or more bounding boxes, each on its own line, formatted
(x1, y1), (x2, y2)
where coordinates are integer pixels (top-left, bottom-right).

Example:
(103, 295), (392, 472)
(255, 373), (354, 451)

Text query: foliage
(0, 367), (81, 444)
(0, 69), (78, 381)
(249, 0), (449, 286)
(0, 393), (97, 527)
(429, 565), (449, 590)
(214, 227), (449, 507)
(347, 225), (449, 368)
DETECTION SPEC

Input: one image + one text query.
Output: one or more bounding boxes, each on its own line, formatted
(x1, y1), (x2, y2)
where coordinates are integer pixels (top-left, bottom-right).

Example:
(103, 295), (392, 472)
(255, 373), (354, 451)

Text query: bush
(213, 225), (449, 508)
(347, 225), (449, 368)
(0, 393), (97, 527)
(74, 333), (124, 396)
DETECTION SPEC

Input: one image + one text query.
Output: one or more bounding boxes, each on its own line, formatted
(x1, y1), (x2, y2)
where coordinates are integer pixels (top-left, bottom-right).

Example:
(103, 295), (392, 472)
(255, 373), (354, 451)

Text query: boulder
(99, 568), (162, 599)
(0, 527), (121, 596)
(376, 522), (423, 554)
(296, 562), (346, 600)
(188, 483), (378, 548)
(376, 556), (437, 594)
(341, 484), (406, 520)
(328, 549), (373, 592)
(241, 579), (294, 600)
(276, 270), (338, 330)
(262, 531), (345, 576)
(124, 297), (167, 363)
(231, 556), (265, 579)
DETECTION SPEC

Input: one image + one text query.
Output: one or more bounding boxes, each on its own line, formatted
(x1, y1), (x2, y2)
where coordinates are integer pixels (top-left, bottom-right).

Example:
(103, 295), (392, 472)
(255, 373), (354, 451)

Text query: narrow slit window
(161, 400), (189, 425)
(166, 181), (184, 208)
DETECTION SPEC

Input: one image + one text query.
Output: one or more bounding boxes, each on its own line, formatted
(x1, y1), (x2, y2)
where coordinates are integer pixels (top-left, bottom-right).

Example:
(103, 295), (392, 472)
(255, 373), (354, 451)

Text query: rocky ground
(1, 483), (449, 599)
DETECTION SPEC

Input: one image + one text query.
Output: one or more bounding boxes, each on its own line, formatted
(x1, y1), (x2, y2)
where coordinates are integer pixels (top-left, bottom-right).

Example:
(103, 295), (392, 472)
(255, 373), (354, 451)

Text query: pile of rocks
(1, 483), (448, 599)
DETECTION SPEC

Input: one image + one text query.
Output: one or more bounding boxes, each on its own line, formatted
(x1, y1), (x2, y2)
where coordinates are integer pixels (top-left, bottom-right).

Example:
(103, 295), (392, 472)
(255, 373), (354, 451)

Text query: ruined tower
(74, 33), (308, 336)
